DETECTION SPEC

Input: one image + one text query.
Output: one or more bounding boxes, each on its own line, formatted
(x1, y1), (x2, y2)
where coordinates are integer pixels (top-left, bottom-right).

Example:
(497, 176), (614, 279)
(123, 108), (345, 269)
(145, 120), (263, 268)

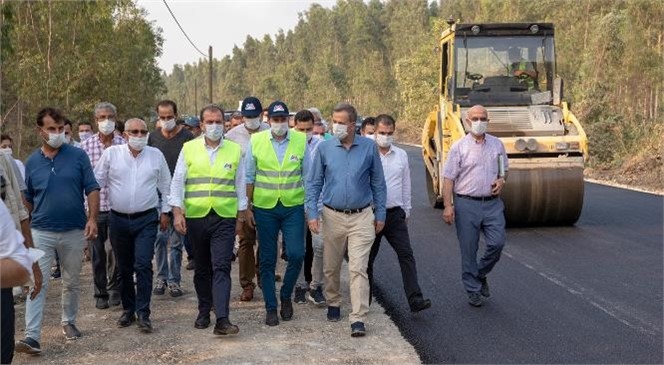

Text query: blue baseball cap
(184, 116), (200, 127)
(267, 101), (289, 118)
(241, 97), (262, 118)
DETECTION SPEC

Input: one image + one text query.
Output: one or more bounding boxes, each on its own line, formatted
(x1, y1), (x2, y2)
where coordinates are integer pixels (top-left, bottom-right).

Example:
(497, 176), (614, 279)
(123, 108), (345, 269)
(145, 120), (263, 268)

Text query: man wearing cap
(184, 116), (202, 138)
(245, 100), (308, 326)
(225, 97), (270, 302)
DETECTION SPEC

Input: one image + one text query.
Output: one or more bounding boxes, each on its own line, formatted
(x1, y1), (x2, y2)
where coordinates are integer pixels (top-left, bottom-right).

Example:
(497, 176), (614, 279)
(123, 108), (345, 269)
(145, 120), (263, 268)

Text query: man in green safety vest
(170, 104), (248, 336)
(507, 47), (537, 90)
(244, 100), (309, 327)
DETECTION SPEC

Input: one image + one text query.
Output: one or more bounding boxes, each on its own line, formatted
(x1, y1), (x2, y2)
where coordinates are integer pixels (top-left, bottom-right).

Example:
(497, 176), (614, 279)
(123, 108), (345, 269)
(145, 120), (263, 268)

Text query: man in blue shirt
(306, 103), (386, 337)
(15, 107), (100, 355)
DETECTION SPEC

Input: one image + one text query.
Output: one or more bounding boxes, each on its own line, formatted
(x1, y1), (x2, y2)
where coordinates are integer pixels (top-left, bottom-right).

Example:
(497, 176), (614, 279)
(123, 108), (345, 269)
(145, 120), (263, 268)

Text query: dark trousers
(1, 288), (14, 364)
(92, 212), (120, 299)
(303, 227), (313, 283)
(367, 207), (423, 305)
(109, 209), (158, 319)
(187, 213), (236, 320)
(254, 202), (305, 311)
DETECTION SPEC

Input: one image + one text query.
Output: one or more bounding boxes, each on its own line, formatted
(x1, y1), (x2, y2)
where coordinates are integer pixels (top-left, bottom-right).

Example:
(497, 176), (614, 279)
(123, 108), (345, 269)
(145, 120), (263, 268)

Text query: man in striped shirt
(442, 105), (508, 307)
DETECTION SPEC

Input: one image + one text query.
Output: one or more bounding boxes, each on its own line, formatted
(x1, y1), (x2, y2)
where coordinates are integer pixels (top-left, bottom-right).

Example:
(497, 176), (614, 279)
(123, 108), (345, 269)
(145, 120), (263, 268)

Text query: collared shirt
(380, 145), (412, 218)
(0, 200), (32, 275)
(225, 122), (271, 157)
(0, 153), (28, 229)
(169, 138), (248, 211)
(24, 144), (100, 232)
(443, 133), (509, 197)
(94, 145), (172, 214)
(245, 129), (310, 184)
(306, 135), (387, 221)
(80, 133), (126, 212)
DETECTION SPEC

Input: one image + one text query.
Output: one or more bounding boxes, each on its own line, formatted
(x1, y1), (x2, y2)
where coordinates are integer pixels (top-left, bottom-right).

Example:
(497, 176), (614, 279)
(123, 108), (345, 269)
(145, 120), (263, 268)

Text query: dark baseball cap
(241, 97), (262, 118)
(267, 101), (289, 118)
(184, 116), (200, 128)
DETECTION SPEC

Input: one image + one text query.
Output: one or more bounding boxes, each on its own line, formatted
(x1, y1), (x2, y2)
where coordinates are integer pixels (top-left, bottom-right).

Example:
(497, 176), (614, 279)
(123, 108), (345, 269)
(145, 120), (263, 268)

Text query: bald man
(94, 118), (172, 332)
(442, 105), (508, 307)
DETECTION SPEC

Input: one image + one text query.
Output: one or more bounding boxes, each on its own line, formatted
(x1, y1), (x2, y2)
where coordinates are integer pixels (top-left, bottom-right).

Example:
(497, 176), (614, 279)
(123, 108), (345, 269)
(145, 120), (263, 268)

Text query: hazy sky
(136, 0), (335, 73)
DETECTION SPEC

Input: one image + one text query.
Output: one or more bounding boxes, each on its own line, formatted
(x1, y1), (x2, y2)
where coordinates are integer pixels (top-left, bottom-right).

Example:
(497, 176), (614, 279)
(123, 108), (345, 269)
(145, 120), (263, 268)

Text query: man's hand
(443, 206), (455, 225)
(245, 208), (256, 229)
(160, 213), (170, 231)
(491, 177), (506, 196)
(375, 220), (385, 234)
(28, 262), (42, 300)
(173, 211), (187, 235)
(308, 219), (320, 234)
(84, 218), (98, 240)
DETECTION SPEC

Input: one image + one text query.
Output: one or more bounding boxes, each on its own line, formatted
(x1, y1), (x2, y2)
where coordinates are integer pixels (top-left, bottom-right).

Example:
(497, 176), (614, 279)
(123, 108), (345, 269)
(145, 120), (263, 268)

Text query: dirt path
(13, 258), (420, 364)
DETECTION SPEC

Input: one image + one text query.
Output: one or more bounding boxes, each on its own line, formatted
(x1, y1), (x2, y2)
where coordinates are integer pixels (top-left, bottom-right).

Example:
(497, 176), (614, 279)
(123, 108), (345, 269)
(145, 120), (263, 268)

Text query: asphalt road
(372, 145), (663, 364)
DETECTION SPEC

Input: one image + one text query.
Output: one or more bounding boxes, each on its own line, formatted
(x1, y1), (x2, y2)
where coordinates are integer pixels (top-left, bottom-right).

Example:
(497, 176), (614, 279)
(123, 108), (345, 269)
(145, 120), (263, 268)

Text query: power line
(162, 0), (207, 58)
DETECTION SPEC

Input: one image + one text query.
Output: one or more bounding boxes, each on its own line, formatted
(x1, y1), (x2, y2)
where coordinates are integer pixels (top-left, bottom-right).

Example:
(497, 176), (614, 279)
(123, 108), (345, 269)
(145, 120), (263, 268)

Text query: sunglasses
(126, 129), (149, 136)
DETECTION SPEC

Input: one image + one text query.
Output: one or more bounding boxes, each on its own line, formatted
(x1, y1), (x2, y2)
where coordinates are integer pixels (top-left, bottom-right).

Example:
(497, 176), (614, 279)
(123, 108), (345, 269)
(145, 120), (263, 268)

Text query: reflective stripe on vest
(250, 130), (306, 209)
(182, 139), (241, 218)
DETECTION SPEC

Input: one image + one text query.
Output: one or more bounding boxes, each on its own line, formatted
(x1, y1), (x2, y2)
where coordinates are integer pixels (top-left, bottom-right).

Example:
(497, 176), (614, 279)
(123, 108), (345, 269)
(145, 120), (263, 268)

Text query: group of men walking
(1, 95), (508, 362)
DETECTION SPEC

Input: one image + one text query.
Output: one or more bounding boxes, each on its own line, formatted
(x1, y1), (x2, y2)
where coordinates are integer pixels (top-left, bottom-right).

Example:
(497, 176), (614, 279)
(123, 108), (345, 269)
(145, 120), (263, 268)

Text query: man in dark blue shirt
(306, 103), (386, 338)
(15, 107), (100, 355)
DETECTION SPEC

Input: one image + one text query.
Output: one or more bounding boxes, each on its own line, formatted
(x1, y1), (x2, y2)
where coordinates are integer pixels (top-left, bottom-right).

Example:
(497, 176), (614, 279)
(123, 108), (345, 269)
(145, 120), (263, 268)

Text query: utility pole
(208, 46), (213, 104)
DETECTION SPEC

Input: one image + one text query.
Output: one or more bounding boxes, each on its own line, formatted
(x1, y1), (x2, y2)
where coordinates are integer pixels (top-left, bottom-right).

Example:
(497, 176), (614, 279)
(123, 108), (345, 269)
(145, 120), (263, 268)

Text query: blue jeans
(25, 229), (85, 342)
(154, 218), (184, 285)
(109, 209), (158, 319)
(254, 202), (305, 311)
(454, 197), (506, 293)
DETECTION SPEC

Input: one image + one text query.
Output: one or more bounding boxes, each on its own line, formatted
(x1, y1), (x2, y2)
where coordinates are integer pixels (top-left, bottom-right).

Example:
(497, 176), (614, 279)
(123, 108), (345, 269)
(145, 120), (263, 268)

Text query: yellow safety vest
(250, 130), (306, 209)
(182, 138), (241, 218)
(509, 60), (535, 89)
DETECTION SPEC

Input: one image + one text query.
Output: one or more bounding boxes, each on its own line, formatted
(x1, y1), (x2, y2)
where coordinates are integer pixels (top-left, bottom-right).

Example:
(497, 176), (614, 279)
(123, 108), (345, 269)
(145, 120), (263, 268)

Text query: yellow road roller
(422, 22), (588, 225)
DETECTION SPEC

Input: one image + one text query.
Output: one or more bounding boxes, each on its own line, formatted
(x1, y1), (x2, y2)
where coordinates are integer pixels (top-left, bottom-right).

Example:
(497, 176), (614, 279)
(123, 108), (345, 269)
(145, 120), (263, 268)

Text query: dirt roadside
(12, 258), (420, 364)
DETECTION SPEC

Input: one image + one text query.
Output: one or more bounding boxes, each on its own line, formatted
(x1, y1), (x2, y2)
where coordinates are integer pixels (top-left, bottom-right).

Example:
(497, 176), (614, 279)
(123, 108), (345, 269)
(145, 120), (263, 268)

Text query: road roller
(421, 22), (588, 225)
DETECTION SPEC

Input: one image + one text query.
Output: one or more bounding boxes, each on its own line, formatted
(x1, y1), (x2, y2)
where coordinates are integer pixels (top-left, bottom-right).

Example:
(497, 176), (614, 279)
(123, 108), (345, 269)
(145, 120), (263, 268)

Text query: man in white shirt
(94, 118), (172, 333)
(366, 114), (432, 313)
(170, 105), (247, 336)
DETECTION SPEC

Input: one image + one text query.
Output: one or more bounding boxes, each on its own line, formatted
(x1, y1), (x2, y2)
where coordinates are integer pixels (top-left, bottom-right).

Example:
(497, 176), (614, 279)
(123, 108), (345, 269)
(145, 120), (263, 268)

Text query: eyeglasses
(126, 129), (149, 136)
(469, 118), (488, 122)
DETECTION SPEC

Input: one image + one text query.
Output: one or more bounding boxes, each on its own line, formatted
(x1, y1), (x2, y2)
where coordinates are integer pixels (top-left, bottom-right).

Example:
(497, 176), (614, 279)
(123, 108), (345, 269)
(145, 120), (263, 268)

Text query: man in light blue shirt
(305, 102), (386, 338)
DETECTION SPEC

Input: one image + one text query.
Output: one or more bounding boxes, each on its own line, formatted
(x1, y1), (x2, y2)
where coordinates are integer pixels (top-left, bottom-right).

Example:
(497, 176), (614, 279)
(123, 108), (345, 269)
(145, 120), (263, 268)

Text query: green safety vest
(182, 138), (241, 218)
(250, 130), (306, 209)
(509, 60), (535, 89)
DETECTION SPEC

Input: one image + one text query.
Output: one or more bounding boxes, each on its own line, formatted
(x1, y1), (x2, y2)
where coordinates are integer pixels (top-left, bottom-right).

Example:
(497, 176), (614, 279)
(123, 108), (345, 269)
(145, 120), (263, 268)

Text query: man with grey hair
(94, 118), (171, 333)
(306, 102), (386, 337)
(80, 101), (125, 310)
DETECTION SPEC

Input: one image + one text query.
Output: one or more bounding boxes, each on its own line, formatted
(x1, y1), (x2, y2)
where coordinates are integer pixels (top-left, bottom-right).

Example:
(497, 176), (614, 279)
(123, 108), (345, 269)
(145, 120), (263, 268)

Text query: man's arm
(86, 190), (100, 223)
(369, 144), (387, 228)
(0, 259), (30, 288)
(170, 149), (187, 234)
(305, 146), (324, 221)
(402, 150), (412, 218)
(244, 143), (257, 228)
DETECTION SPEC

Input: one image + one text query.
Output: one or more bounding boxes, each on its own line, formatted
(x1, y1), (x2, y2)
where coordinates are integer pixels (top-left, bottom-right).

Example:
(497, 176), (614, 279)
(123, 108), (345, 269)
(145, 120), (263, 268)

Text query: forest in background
(0, 0), (661, 187)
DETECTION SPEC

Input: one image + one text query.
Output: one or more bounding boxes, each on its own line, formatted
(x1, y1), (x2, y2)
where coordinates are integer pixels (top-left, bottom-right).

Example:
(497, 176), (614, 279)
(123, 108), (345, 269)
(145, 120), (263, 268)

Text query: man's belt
(110, 208), (156, 219)
(455, 194), (497, 202)
(324, 204), (370, 215)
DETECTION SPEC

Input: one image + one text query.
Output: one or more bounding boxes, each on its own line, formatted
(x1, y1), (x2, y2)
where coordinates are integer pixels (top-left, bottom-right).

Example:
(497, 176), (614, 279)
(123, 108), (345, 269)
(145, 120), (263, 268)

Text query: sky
(136, 0), (335, 74)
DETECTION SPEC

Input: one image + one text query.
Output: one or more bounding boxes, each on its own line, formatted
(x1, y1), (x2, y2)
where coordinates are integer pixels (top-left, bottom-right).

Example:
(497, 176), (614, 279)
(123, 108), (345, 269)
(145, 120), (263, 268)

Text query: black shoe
(213, 318), (239, 335)
(168, 283), (184, 297)
(409, 297), (432, 313)
(186, 259), (195, 270)
(15, 337), (41, 354)
(294, 287), (307, 304)
(265, 310), (279, 326)
(468, 292), (483, 307)
(137, 317), (153, 333)
(327, 306), (341, 322)
(194, 313), (211, 329)
(109, 292), (121, 307)
(117, 312), (136, 328)
(307, 286), (327, 307)
(350, 321), (366, 337)
(153, 280), (166, 295)
(95, 297), (109, 309)
(62, 324), (82, 340)
(479, 277), (490, 297)
(50, 268), (61, 280)
(280, 299), (293, 321)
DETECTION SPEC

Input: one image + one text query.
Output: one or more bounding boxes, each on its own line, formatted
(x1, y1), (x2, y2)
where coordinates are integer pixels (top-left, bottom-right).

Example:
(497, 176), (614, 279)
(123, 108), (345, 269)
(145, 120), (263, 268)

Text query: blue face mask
(205, 124), (224, 141)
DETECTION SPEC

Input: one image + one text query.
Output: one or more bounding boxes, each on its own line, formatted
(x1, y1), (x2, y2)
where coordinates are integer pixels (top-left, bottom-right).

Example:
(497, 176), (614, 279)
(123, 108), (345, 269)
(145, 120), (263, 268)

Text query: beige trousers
(322, 206), (375, 323)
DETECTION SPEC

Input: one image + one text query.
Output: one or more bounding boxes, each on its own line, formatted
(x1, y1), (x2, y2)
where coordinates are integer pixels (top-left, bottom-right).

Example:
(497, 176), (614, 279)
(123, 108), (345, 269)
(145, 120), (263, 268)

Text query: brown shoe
(240, 287), (254, 301)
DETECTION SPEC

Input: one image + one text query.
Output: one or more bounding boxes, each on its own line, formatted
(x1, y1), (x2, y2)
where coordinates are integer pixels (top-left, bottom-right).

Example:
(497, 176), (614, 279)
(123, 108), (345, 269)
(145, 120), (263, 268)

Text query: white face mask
(305, 132), (313, 142)
(375, 134), (394, 148)
(79, 131), (92, 142)
(162, 118), (176, 131)
(332, 123), (348, 140)
(364, 133), (375, 140)
(312, 134), (324, 141)
(65, 135), (72, 144)
(205, 124), (224, 141)
(244, 117), (261, 130)
(270, 122), (288, 137)
(44, 131), (66, 149)
(128, 136), (148, 151)
(470, 120), (489, 136)
(0, 148), (11, 156)
(98, 119), (115, 136)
